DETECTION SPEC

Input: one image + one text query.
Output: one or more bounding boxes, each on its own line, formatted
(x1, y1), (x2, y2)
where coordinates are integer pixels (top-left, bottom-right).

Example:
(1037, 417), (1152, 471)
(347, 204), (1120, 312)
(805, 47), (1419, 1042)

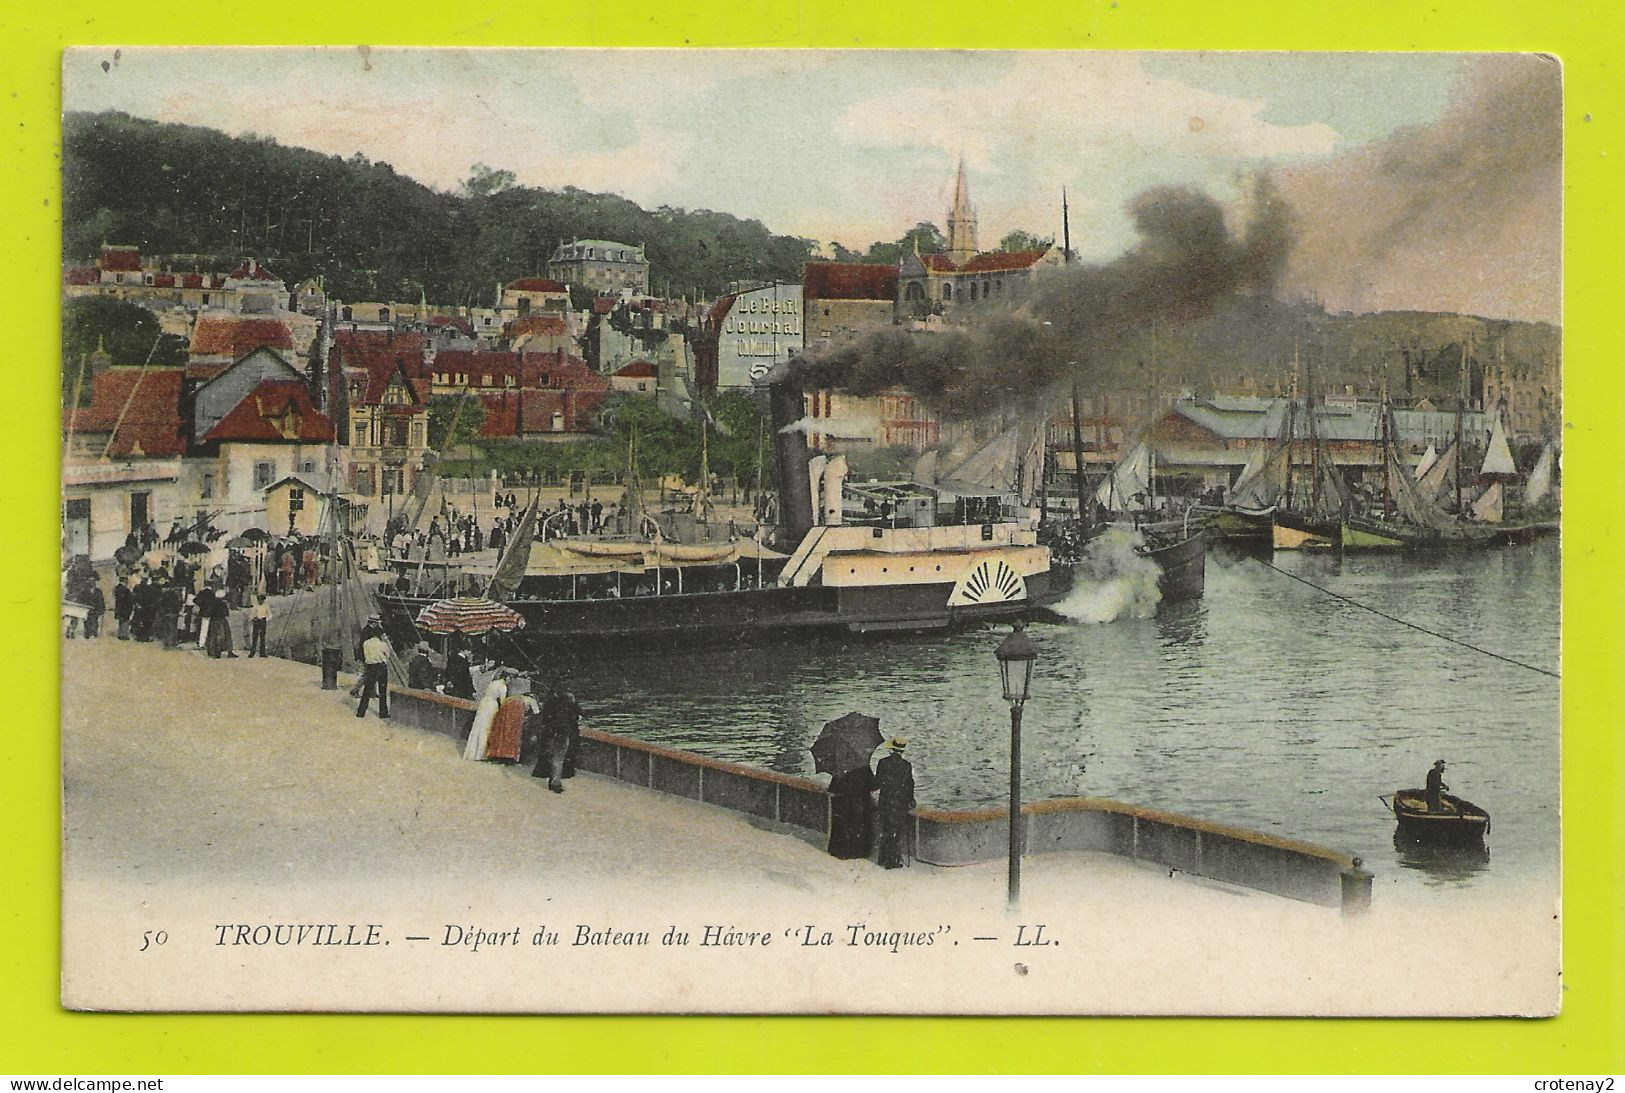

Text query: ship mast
(1062, 188), (1089, 525)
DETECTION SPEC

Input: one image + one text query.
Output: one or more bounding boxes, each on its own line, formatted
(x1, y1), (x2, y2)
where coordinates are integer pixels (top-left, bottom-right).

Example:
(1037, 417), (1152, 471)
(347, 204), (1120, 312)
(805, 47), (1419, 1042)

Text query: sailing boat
(1272, 350), (1346, 551)
(1202, 398), (1291, 545)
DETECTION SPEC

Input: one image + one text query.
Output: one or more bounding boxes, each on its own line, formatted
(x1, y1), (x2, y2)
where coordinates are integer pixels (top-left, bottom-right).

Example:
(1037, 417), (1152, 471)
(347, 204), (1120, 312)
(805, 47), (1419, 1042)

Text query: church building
(896, 156), (1066, 319)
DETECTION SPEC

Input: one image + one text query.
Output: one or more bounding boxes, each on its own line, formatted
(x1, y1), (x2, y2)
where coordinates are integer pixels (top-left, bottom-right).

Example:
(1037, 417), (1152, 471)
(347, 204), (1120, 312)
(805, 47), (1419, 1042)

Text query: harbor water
(568, 538), (1560, 904)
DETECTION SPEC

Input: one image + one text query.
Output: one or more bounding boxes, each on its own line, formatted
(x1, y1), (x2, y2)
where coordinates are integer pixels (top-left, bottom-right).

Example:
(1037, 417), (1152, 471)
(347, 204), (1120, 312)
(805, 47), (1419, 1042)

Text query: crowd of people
(352, 614), (587, 795)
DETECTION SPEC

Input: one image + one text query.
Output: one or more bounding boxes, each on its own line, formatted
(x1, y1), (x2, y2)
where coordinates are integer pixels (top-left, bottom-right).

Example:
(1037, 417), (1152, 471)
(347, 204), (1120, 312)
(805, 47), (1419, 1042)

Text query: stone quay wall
(382, 683), (1371, 913)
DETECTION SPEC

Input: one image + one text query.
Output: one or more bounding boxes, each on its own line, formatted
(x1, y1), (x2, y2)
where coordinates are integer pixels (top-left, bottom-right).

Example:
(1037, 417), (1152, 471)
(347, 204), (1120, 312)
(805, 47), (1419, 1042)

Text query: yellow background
(4, 0), (1621, 1073)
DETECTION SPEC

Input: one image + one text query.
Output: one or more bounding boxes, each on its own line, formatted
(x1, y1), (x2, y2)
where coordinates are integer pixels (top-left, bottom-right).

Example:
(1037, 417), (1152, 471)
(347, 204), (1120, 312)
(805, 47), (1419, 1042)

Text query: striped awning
(414, 597), (527, 635)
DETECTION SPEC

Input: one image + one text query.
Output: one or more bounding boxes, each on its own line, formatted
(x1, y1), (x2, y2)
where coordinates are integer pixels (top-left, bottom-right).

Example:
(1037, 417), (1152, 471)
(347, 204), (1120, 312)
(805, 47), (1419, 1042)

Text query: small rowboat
(1383, 789), (1490, 847)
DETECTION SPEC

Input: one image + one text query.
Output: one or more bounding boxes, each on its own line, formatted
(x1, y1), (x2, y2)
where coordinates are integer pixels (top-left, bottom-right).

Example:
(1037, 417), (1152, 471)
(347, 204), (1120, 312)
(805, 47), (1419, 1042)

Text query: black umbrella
(238, 528), (272, 543)
(177, 541), (210, 557)
(810, 712), (883, 777)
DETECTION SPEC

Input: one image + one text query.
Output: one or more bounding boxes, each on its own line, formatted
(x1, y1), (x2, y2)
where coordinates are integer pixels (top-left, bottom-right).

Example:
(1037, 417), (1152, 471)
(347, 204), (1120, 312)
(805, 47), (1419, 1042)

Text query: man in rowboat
(1426, 760), (1450, 812)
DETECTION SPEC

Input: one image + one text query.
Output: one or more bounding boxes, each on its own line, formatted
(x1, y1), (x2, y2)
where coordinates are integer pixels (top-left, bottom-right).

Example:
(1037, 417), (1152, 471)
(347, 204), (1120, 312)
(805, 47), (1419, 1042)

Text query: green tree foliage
(61, 296), (187, 407)
(435, 393), (776, 489)
(63, 112), (816, 308)
(999, 230), (1053, 253)
(460, 163), (516, 198)
(864, 222), (945, 265)
(426, 394), (486, 452)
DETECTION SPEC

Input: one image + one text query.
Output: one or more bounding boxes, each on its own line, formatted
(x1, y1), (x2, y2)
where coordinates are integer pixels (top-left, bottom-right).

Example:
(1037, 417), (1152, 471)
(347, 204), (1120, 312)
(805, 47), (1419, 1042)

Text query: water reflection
(1393, 833), (1492, 884)
(569, 540), (1557, 902)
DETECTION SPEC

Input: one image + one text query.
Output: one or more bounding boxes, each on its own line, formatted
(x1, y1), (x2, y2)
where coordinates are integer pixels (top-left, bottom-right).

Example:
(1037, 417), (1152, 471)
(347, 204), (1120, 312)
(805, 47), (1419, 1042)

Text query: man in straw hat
(875, 737), (917, 869)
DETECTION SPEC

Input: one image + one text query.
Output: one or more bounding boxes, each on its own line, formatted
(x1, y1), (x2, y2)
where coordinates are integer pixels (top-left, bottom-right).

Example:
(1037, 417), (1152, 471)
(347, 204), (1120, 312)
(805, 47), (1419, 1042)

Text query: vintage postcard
(58, 47), (1561, 1015)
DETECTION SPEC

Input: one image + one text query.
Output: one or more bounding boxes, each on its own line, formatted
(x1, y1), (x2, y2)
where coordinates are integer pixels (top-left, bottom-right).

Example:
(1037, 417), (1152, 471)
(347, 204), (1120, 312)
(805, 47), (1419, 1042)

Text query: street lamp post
(995, 620), (1038, 909)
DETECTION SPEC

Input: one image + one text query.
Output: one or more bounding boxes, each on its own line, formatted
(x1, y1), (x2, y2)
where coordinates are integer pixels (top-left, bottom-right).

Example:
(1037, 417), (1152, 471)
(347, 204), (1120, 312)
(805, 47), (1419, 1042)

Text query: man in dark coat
(874, 737), (917, 869)
(156, 580), (184, 649)
(112, 579), (133, 639)
(530, 683), (583, 793)
(130, 576), (157, 641)
(1425, 759), (1449, 812)
(405, 641), (440, 691)
(83, 583), (106, 639)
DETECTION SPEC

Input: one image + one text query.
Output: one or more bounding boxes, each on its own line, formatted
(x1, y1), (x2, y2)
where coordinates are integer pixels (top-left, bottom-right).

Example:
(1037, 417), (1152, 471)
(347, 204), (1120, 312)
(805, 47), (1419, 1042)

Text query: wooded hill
(63, 111), (818, 305)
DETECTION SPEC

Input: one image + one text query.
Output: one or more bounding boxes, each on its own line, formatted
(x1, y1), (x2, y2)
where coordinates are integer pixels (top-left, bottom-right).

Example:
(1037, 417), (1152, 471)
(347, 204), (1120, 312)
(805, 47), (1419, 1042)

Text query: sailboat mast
(1061, 190), (1085, 523)
(1380, 384), (1392, 520)
(1455, 333), (1469, 514)
(1283, 367), (1297, 508)
(1070, 375), (1087, 521)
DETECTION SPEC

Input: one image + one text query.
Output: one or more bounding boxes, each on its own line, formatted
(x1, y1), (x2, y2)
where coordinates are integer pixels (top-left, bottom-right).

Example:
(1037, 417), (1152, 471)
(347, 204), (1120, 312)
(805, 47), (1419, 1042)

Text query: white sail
(1413, 444), (1438, 481)
(1094, 441), (1152, 510)
(1469, 481), (1504, 523)
(1227, 443), (1288, 510)
(1480, 414), (1517, 477)
(1417, 439), (1458, 503)
(1525, 442), (1556, 505)
(486, 492), (541, 602)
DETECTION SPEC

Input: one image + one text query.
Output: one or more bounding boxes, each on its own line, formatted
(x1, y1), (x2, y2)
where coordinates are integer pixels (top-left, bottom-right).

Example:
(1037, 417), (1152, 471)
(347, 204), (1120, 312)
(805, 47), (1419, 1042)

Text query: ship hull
(378, 567), (1065, 651)
(1273, 512), (1336, 551)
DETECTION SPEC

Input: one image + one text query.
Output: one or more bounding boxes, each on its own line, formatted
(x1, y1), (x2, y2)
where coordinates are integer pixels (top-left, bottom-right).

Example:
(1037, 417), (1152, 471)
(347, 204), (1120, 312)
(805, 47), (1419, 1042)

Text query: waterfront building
(63, 365), (188, 561)
(610, 359), (659, 395)
(803, 387), (940, 454)
(184, 350), (337, 536)
(694, 282), (803, 390)
(801, 262), (898, 349)
(547, 239), (649, 296)
(501, 315), (574, 354)
(497, 276), (570, 317)
(64, 247), (293, 317)
(187, 314), (297, 376)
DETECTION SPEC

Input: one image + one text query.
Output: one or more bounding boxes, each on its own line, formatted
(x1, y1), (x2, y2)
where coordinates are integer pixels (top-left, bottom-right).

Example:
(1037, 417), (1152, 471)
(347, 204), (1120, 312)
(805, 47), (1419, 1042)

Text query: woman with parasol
(813, 712), (884, 860)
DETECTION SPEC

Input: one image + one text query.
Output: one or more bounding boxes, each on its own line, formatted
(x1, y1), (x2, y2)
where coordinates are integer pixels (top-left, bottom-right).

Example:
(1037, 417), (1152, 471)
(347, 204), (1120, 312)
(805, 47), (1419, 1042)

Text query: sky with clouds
(64, 48), (1467, 258)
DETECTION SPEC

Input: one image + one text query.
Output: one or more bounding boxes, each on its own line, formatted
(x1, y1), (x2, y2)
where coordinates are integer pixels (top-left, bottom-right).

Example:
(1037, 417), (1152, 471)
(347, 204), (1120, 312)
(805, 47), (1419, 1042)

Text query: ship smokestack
(768, 374), (815, 544)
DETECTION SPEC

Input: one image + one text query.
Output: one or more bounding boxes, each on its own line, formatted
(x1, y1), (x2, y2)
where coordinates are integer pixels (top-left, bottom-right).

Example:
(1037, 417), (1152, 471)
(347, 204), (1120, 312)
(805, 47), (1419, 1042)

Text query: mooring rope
(1258, 559), (1560, 680)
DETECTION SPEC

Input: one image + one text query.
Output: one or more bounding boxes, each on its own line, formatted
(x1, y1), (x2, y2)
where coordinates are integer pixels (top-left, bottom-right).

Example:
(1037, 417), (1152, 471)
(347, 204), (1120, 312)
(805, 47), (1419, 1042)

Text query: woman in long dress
(462, 673), (509, 761)
(485, 692), (528, 763)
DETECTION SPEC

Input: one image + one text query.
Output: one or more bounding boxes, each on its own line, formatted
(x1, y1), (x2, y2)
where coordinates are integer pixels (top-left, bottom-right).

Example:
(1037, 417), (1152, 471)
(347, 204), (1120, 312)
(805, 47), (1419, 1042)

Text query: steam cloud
(789, 176), (1294, 417)
(1276, 55), (1560, 323)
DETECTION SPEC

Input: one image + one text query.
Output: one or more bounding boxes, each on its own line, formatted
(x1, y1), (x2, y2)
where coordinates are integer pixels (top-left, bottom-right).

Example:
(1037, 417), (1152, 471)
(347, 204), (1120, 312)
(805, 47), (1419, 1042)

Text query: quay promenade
(59, 639), (1557, 1015)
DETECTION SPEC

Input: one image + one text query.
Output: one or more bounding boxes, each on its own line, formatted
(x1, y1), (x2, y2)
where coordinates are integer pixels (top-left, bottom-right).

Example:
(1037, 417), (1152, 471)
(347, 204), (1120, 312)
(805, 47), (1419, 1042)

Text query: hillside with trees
(63, 111), (820, 306)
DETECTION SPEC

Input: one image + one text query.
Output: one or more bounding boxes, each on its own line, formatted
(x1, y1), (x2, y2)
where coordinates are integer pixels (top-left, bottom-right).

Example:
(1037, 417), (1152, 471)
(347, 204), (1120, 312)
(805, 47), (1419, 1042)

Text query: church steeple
(945, 154), (978, 264)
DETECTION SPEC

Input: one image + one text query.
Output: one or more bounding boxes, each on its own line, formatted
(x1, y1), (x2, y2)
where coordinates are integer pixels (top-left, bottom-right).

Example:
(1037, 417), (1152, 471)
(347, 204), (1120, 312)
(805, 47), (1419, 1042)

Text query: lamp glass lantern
(995, 626), (1038, 706)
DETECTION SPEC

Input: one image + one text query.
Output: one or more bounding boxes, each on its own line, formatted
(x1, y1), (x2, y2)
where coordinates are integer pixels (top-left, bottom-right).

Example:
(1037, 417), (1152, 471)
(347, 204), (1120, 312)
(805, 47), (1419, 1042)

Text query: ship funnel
(768, 375), (815, 544)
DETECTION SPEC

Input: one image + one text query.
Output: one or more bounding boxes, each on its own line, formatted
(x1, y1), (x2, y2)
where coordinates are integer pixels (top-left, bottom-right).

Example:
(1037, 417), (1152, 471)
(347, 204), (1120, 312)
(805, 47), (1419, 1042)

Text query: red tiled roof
(476, 393), (517, 438)
(523, 351), (609, 392)
(98, 246), (142, 273)
(919, 253), (958, 272)
(614, 359), (658, 379)
(503, 316), (569, 339)
(74, 367), (187, 458)
(331, 330), (430, 403)
(190, 316), (294, 359)
(959, 248), (1049, 273)
(426, 315), (475, 336)
(591, 297), (616, 314)
(705, 295), (736, 327)
(475, 388), (608, 438)
(506, 277), (567, 293)
(802, 262), (899, 301)
(152, 272), (176, 288)
(203, 379), (334, 444)
(64, 266), (99, 286)
(226, 258), (282, 282)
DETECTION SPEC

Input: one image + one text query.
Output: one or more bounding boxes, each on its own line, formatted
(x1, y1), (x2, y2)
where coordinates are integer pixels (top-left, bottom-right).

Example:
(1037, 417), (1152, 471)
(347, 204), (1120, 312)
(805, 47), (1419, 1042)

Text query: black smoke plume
(789, 176), (1293, 417)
